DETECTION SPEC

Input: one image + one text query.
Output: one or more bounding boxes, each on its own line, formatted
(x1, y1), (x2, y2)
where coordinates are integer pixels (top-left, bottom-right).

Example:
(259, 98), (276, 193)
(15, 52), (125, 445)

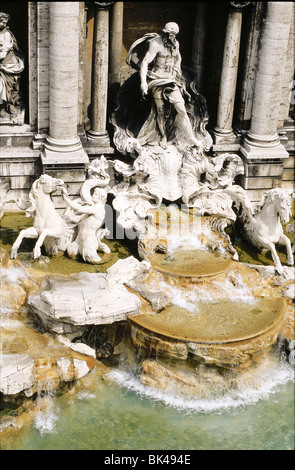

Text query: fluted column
(213, 3), (244, 148)
(87, 1), (113, 145)
(42, 2), (88, 165)
(240, 2), (292, 199)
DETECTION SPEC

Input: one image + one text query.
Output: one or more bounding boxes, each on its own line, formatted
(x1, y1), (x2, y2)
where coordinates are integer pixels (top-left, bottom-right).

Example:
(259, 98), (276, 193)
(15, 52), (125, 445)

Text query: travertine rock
(0, 354), (35, 395)
(27, 257), (148, 334)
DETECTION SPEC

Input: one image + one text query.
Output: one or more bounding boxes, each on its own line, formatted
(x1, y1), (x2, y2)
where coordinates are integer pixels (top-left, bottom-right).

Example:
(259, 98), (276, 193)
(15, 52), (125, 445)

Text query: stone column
(42, 1), (88, 168)
(109, 2), (123, 89)
(87, 1), (113, 145)
(108, 1), (123, 109)
(191, 2), (207, 93)
(240, 2), (293, 200)
(213, 3), (245, 150)
(40, 2), (88, 204)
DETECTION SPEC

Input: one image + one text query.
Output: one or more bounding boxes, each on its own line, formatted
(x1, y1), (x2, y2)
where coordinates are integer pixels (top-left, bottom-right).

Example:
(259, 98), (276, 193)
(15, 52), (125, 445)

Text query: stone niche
(0, 2), (28, 129)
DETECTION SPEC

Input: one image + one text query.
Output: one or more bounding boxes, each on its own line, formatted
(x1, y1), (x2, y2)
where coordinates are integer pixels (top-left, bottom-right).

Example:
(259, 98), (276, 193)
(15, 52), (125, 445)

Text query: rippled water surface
(1, 358), (294, 451)
(1, 212), (294, 450)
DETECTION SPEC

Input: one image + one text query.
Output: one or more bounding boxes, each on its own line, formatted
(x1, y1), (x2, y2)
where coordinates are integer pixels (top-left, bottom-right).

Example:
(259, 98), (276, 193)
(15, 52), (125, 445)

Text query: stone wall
(0, 1), (294, 213)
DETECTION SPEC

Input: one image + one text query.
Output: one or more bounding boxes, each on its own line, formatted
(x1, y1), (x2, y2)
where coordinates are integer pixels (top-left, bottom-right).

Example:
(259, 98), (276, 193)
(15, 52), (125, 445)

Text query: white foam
(107, 360), (294, 414)
(166, 234), (207, 255)
(34, 382), (59, 434)
(76, 391), (96, 400)
(213, 272), (257, 304)
(0, 266), (27, 284)
(170, 286), (199, 313)
(34, 407), (59, 434)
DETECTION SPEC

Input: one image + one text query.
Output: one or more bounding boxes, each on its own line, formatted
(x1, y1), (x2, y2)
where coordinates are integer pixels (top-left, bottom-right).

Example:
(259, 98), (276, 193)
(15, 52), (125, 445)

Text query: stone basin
(149, 249), (234, 278)
(142, 207), (235, 278)
(130, 297), (287, 344)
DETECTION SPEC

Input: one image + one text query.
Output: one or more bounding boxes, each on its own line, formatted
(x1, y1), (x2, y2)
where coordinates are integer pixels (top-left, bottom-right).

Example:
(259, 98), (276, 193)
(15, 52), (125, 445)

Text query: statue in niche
(0, 12), (25, 124)
(109, 21), (216, 227)
(109, 21), (246, 255)
(111, 22), (212, 152)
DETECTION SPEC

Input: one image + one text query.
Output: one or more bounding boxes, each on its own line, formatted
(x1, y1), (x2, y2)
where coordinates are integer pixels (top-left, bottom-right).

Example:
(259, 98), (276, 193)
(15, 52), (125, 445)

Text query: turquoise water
(1, 357), (294, 450)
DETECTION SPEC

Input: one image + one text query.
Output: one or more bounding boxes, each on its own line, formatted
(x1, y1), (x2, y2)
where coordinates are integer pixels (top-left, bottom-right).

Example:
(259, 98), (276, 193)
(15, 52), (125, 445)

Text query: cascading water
(34, 380), (59, 435)
(0, 209), (294, 450)
(105, 206), (294, 415)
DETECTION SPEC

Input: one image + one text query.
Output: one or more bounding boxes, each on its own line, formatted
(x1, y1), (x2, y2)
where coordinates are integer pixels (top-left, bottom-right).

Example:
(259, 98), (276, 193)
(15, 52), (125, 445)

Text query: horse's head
(267, 189), (293, 224)
(278, 194), (293, 224)
(39, 174), (65, 194)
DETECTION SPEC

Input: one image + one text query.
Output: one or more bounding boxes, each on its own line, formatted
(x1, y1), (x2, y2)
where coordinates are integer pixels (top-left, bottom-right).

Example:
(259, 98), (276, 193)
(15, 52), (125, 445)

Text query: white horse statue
(224, 186), (294, 274)
(11, 174), (72, 260)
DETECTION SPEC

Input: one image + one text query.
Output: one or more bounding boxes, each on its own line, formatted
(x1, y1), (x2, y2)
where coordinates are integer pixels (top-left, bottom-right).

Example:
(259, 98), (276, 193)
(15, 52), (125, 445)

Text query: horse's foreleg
(256, 236), (283, 274)
(11, 227), (39, 259)
(33, 228), (62, 259)
(267, 242), (284, 274)
(279, 233), (294, 266)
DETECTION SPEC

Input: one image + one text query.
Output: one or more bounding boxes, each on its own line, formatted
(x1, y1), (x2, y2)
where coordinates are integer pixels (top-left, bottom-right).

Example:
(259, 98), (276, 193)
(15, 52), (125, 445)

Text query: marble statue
(0, 12), (25, 124)
(111, 23), (212, 152)
(62, 186), (110, 264)
(61, 156), (111, 264)
(224, 185), (294, 274)
(10, 174), (69, 260)
(109, 21), (247, 240)
(135, 22), (202, 149)
(10, 157), (112, 265)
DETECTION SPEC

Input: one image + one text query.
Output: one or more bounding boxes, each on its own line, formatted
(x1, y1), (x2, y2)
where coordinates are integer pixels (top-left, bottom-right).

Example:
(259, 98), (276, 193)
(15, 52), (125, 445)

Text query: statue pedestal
(41, 142), (89, 208)
(212, 128), (241, 152)
(240, 135), (289, 201)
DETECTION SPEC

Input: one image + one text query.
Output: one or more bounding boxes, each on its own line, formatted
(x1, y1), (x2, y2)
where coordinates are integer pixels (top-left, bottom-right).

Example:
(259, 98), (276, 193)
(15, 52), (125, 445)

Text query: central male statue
(126, 22), (203, 148)
(139, 22), (201, 148)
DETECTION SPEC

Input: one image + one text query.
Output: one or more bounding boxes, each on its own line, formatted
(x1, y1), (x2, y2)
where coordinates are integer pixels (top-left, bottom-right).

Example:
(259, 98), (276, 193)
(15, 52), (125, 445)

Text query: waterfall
(34, 379), (59, 434)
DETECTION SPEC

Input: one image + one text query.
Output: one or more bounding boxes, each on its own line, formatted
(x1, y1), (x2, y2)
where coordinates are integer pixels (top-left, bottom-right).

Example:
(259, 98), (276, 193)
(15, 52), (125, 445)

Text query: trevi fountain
(0, 19), (294, 451)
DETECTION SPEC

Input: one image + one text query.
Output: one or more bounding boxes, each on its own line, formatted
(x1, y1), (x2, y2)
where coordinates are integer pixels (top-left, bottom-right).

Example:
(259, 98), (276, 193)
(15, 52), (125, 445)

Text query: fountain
(0, 22), (294, 443)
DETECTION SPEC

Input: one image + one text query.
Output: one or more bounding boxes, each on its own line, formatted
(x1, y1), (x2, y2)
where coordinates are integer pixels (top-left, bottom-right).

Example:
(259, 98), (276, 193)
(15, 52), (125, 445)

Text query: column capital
(229, 2), (253, 11)
(93, 1), (115, 9)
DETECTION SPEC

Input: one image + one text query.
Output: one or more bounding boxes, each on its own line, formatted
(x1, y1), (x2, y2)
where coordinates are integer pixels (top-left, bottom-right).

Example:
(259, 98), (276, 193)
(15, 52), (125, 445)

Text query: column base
(83, 132), (114, 158)
(86, 129), (111, 147)
(41, 141), (89, 208)
(241, 136), (289, 161)
(212, 128), (240, 152)
(239, 136), (289, 201)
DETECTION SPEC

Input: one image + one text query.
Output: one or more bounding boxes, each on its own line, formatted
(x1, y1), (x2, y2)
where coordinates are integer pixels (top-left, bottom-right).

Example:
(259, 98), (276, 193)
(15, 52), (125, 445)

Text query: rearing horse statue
(224, 186), (294, 275)
(11, 174), (72, 260)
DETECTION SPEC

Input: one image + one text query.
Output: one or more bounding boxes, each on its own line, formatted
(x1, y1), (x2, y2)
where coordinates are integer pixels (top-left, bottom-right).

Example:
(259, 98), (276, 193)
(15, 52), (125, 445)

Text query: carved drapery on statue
(111, 64), (211, 152)
(0, 12), (25, 125)
(109, 23), (246, 240)
(111, 26), (212, 152)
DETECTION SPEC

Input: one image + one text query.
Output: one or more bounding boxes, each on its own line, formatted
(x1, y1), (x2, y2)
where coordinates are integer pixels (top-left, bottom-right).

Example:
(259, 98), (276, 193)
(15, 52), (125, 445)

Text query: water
(1, 212), (294, 450)
(1, 357), (294, 450)
(0, 212), (136, 276)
